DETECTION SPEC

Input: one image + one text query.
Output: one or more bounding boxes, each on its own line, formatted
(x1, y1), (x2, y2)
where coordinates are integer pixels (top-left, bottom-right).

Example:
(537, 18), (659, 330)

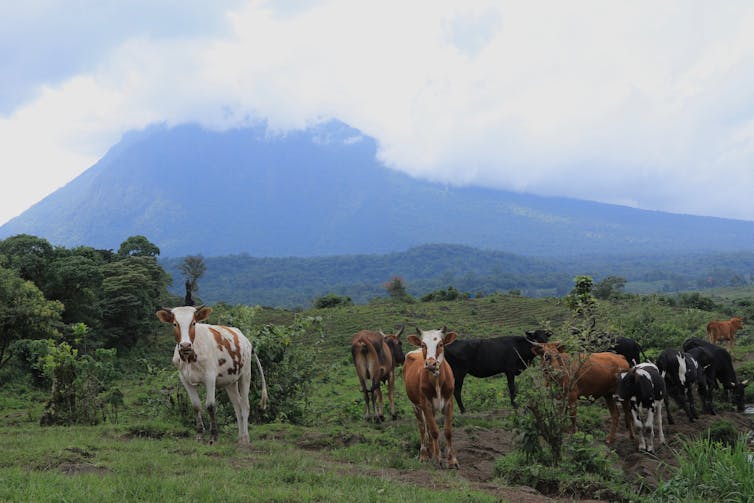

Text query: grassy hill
(2, 292), (754, 501)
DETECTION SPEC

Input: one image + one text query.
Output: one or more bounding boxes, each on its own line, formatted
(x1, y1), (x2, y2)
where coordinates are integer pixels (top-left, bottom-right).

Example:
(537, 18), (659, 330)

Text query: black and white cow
(444, 329), (551, 411)
(609, 337), (644, 367)
(682, 338), (750, 412)
(616, 363), (666, 453)
(684, 345), (716, 414)
(656, 348), (699, 424)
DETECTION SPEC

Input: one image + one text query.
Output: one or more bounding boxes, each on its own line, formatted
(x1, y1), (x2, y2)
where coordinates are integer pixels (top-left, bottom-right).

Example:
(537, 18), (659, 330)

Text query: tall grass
(654, 435), (754, 502)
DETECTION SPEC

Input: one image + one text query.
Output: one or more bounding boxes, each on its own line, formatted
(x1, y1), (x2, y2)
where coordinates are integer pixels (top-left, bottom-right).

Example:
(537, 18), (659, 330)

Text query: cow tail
(252, 349), (269, 410)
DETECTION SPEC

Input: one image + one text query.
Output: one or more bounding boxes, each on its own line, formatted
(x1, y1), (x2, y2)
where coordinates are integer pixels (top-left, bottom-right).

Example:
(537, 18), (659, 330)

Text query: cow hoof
(378, 415), (385, 422)
(391, 414), (398, 421)
(668, 418), (675, 425)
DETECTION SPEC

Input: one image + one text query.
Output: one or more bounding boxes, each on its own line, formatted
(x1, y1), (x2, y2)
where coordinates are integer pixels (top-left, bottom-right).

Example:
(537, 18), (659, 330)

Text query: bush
(420, 286), (469, 302)
(37, 340), (119, 426)
(313, 293), (353, 309)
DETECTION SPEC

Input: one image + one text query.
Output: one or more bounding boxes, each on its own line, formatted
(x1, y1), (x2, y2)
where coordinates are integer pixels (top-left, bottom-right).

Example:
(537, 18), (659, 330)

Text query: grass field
(2, 293), (754, 502)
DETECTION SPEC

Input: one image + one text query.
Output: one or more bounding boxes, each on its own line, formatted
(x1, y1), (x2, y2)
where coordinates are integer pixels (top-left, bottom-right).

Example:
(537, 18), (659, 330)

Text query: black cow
(609, 337), (644, 367)
(656, 348), (699, 424)
(682, 338), (750, 412)
(616, 363), (666, 453)
(444, 329), (552, 412)
(684, 345), (716, 414)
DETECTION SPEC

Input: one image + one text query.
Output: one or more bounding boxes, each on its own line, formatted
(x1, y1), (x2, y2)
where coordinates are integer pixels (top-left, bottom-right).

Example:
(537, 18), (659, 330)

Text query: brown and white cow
(707, 317), (743, 351)
(404, 327), (459, 469)
(351, 327), (405, 422)
(156, 305), (268, 445)
(532, 341), (631, 443)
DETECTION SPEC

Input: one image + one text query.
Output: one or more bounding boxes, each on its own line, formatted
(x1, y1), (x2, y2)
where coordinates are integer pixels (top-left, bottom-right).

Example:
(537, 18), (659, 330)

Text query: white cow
(156, 305), (268, 445)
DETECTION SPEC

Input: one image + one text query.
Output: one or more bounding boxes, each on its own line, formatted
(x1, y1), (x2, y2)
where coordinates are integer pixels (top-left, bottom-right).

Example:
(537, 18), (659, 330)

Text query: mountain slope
(4, 120), (754, 258)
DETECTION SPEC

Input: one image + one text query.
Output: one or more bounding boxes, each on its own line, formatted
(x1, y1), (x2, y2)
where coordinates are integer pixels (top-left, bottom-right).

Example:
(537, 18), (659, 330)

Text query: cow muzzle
(179, 342), (193, 356)
(424, 358), (440, 376)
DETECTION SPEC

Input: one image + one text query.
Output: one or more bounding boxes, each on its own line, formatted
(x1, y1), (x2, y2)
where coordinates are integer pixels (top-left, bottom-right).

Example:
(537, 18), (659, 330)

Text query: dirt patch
(59, 462), (110, 476)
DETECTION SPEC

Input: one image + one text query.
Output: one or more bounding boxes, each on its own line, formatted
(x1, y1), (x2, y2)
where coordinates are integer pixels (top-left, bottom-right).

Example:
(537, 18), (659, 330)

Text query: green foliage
(250, 317), (320, 424)
(494, 445), (630, 501)
(654, 435), (754, 502)
(99, 256), (170, 348)
(0, 234), (54, 286)
(43, 254), (103, 326)
(420, 285), (469, 302)
(594, 276), (627, 300)
(313, 293), (353, 309)
(566, 275), (597, 319)
(704, 420), (739, 448)
(613, 299), (709, 349)
(38, 340), (119, 426)
(0, 266), (63, 368)
(676, 291), (719, 311)
(117, 235), (160, 257)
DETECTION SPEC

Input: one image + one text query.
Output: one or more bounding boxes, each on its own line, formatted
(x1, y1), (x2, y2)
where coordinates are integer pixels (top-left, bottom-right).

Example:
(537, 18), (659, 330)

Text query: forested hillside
(161, 244), (754, 308)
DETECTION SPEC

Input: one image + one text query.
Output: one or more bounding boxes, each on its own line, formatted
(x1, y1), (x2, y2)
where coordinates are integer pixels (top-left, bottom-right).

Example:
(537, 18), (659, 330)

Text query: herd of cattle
(349, 317), (750, 469)
(154, 305), (749, 471)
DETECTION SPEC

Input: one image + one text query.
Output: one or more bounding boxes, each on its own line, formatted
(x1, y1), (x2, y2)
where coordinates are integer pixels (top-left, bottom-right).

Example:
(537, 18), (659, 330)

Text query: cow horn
(194, 304), (205, 311)
(379, 330), (387, 337)
(395, 325), (404, 337)
(159, 307), (173, 312)
(742, 379), (750, 386)
(441, 325), (448, 334)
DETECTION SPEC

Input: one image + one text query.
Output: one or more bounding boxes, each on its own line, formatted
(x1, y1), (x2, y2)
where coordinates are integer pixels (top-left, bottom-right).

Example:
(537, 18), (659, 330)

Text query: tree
(383, 276), (412, 302)
(0, 234), (54, 287)
(594, 276), (627, 300)
(117, 235), (160, 257)
(44, 254), (103, 327)
(99, 256), (170, 348)
(179, 255), (206, 301)
(0, 267), (63, 368)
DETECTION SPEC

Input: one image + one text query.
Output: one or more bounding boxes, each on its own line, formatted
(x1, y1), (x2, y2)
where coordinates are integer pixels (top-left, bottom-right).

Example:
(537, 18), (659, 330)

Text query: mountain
(4, 120), (754, 258)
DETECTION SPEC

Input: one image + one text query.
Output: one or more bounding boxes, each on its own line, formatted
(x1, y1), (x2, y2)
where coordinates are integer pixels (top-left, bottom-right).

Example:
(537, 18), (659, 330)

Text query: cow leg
(424, 405), (441, 467)
(204, 379), (218, 444)
(412, 405), (430, 462)
(441, 400), (459, 469)
(605, 396), (619, 444)
(686, 384), (699, 420)
(622, 400), (635, 439)
(375, 383), (385, 423)
(453, 372), (467, 414)
(225, 382), (247, 446)
(505, 372), (518, 409)
(655, 400), (666, 447)
(664, 389), (675, 425)
(181, 379), (205, 441)
(387, 371), (397, 420)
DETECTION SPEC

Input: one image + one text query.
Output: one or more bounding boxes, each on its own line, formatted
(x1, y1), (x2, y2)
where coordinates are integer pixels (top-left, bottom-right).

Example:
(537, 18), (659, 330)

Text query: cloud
(3, 0), (754, 226)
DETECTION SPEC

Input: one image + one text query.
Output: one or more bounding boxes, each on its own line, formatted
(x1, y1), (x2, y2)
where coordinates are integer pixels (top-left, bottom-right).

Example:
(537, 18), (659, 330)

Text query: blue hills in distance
(3, 119), (754, 260)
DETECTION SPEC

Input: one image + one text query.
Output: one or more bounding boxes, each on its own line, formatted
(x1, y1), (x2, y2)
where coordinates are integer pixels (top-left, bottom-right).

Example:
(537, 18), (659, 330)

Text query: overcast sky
(3, 0), (754, 226)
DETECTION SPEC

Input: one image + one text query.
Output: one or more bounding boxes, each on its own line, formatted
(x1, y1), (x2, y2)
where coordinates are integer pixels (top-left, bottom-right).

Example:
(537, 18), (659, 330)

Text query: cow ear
(156, 309), (174, 323)
(531, 345), (544, 356)
(556, 342), (566, 353)
(742, 379), (750, 387)
(443, 331), (457, 346)
(195, 305), (212, 321)
(407, 334), (422, 347)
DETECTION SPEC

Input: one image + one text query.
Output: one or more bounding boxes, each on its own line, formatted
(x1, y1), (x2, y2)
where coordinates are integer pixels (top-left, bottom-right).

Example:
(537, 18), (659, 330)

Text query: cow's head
(156, 305), (213, 359)
(525, 328), (552, 344)
(731, 317), (744, 330)
(381, 326), (406, 364)
(731, 378), (750, 412)
(408, 326), (457, 376)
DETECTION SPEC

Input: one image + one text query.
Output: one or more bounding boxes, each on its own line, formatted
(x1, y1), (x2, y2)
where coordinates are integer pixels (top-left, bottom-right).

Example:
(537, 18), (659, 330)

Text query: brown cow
(351, 327), (405, 422)
(404, 327), (459, 469)
(707, 317), (743, 351)
(532, 341), (631, 443)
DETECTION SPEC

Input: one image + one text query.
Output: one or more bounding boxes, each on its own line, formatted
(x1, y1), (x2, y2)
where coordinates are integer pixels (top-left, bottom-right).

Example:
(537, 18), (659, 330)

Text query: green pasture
(2, 292), (754, 502)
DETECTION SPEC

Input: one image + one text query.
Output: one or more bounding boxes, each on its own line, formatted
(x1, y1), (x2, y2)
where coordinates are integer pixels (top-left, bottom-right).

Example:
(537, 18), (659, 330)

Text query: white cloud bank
(3, 0), (754, 225)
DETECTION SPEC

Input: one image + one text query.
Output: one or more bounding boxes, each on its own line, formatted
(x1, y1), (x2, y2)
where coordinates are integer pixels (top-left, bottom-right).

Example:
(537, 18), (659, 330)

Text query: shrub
(420, 286), (469, 302)
(313, 293), (353, 309)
